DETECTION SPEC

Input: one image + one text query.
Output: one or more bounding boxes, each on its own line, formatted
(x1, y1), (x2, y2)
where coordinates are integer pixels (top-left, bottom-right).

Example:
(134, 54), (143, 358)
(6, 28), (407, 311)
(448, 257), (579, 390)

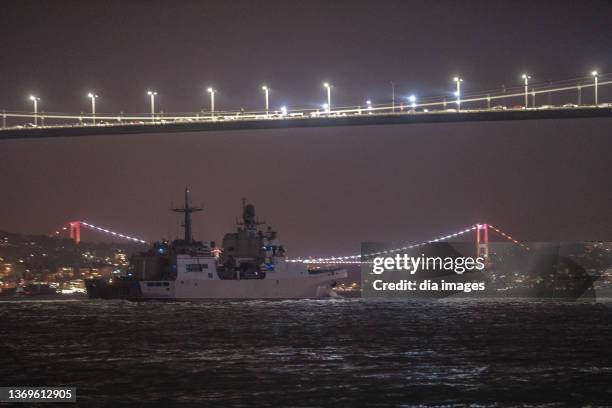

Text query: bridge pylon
(69, 221), (81, 244)
(476, 223), (489, 259)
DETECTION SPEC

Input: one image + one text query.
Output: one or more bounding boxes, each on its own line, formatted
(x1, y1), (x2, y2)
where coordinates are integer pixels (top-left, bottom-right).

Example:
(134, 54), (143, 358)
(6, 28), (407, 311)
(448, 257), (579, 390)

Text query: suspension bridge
(54, 220), (526, 264)
(2, 72), (611, 139)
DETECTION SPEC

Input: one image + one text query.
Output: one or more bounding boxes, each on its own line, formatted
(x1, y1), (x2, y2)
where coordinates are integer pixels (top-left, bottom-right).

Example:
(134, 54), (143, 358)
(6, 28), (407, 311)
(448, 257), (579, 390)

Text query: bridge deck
(1, 107), (611, 139)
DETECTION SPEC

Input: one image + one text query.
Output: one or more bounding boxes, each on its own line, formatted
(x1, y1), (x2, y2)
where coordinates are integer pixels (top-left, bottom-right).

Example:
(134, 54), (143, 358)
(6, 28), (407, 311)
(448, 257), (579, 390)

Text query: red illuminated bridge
(54, 220), (526, 265)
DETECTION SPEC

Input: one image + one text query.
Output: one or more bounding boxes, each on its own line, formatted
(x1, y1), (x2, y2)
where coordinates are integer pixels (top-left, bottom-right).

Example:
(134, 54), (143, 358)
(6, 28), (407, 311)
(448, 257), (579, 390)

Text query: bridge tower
(69, 221), (81, 244)
(476, 223), (489, 259)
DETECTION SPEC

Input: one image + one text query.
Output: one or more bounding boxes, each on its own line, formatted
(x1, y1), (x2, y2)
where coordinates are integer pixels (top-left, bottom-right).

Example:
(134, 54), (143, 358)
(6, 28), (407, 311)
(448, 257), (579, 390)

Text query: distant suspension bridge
(54, 220), (527, 265)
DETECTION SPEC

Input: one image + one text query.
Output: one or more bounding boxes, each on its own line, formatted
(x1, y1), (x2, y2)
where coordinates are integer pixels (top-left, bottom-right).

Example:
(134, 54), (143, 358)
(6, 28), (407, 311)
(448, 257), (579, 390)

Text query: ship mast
(172, 188), (203, 244)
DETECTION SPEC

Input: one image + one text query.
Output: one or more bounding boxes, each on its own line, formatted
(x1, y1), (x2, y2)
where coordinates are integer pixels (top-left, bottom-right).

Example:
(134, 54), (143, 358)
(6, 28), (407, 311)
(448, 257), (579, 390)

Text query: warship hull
(86, 270), (345, 300)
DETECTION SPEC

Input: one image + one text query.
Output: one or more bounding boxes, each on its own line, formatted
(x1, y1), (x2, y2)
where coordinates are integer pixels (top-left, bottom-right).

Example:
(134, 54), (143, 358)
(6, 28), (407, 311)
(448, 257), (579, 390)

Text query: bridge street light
(207, 87), (216, 119)
(147, 91), (157, 121)
(522, 74), (531, 108)
(592, 71), (599, 105)
(261, 85), (269, 116)
(87, 92), (98, 125)
(453, 77), (463, 111)
(29, 95), (40, 126)
(323, 82), (332, 112)
(409, 94), (416, 112)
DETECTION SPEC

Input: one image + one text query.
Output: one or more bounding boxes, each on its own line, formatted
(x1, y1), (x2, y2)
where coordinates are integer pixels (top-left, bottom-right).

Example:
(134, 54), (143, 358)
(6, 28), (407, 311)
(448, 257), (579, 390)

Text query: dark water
(1, 299), (612, 407)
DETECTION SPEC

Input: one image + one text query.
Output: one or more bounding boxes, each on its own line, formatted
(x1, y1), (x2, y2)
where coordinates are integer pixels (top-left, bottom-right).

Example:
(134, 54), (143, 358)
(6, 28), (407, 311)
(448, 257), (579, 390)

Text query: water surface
(1, 298), (611, 407)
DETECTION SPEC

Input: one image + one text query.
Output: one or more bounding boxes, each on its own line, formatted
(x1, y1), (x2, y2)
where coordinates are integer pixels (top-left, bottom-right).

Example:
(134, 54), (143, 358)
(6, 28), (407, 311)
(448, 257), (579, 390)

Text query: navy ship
(85, 189), (346, 299)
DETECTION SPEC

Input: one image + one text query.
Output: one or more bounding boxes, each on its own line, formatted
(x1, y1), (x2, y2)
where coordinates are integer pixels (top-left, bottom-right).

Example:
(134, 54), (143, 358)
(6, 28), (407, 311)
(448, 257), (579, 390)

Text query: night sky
(0, 0), (611, 257)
